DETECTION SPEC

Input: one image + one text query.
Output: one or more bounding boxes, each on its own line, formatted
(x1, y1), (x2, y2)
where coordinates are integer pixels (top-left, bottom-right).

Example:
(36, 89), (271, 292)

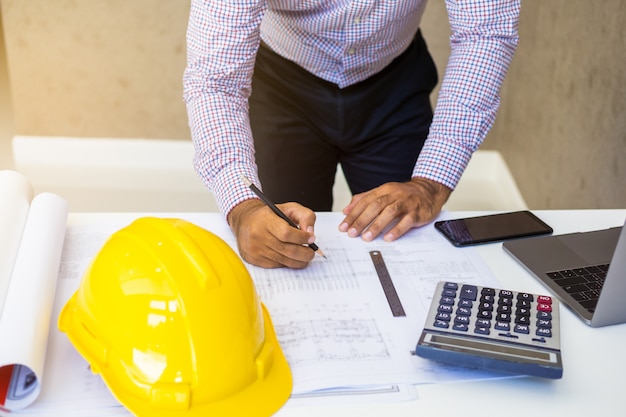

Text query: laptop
(503, 219), (626, 327)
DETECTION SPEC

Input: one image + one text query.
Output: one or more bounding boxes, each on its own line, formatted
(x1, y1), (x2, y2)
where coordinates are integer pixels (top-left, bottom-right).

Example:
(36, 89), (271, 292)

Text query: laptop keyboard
(546, 264), (609, 313)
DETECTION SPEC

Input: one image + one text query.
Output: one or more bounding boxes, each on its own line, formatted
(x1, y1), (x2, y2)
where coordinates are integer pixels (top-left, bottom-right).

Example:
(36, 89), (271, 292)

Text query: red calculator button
(537, 303), (552, 312)
(537, 296), (552, 304)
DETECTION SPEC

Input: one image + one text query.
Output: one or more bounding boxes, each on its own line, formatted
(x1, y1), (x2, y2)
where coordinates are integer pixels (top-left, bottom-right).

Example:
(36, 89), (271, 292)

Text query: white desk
(274, 209), (626, 417)
(61, 210), (625, 417)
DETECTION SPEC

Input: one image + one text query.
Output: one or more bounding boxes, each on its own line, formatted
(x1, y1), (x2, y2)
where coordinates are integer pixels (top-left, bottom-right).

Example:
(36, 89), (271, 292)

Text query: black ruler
(369, 250), (406, 317)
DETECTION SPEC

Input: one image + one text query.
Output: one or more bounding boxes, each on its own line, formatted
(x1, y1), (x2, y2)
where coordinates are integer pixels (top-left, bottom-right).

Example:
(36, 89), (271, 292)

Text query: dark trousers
(249, 31), (438, 211)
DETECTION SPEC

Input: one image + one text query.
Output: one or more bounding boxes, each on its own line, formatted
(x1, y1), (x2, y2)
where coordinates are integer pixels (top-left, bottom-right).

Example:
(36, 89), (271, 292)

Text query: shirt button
(353, 16), (361, 24)
(348, 48), (356, 55)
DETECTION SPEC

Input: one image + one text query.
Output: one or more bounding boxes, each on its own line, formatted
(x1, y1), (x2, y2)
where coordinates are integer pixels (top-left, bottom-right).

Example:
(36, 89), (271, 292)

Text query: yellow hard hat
(58, 217), (292, 417)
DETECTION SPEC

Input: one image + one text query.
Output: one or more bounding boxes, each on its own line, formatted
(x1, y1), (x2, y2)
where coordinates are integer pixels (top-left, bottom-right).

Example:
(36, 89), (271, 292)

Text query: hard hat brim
(108, 303), (293, 417)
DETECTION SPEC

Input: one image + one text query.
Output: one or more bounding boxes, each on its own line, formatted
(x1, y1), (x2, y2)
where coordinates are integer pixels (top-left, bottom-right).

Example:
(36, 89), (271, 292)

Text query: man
(184, 1), (520, 269)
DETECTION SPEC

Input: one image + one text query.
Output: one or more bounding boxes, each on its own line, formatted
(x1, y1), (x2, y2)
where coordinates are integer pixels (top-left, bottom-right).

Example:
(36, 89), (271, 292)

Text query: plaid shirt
(184, 0), (520, 216)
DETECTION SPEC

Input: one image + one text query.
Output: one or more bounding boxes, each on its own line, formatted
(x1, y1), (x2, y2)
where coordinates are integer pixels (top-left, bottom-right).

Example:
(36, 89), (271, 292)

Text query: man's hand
(339, 177), (452, 242)
(228, 198), (318, 268)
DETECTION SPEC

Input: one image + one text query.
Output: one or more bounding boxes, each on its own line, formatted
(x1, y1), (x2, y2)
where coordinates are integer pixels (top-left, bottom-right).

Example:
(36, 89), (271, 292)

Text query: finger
(240, 238), (313, 269)
(358, 200), (404, 242)
(269, 244), (316, 268)
(338, 191), (378, 233)
(382, 195), (447, 242)
(240, 251), (282, 269)
(266, 214), (316, 247)
(343, 194), (389, 238)
(263, 214), (316, 265)
(383, 214), (418, 242)
(280, 202), (317, 235)
(341, 192), (366, 215)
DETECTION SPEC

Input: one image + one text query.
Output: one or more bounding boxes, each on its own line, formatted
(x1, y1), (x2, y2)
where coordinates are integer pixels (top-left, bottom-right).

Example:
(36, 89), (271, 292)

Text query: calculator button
(517, 292), (534, 302)
(455, 316), (470, 325)
(498, 297), (513, 307)
(536, 327), (552, 337)
(444, 282), (459, 291)
(458, 299), (473, 308)
(537, 303), (552, 312)
(497, 304), (512, 314)
(434, 319), (450, 329)
(495, 312), (511, 322)
(453, 323), (469, 332)
(537, 319), (552, 328)
(514, 324), (530, 334)
(499, 290), (514, 298)
(495, 322), (510, 331)
(442, 289), (457, 297)
(537, 295), (552, 304)
(456, 306), (471, 316)
(474, 326), (490, 335)
(436, 312), (452, 321)
(515, 315), (531, 325)
(479, 302), (494, 312)
(481, 287), (496, 296)
(480, 294), (495, 304)
(460, 285), (478, 301)
(477, 310), (492, 320)
(516, 299), (532, 309)
(536, 311), (552, 320)
(438, 304), (453, 313)
(440, 296), (455, 305)
(476, 319), (491, 327)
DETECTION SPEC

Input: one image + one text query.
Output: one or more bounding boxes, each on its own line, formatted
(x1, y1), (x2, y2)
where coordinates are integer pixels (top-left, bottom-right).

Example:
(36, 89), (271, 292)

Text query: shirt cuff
(412, 136), (474, 190)
(210, 165), (262, 220)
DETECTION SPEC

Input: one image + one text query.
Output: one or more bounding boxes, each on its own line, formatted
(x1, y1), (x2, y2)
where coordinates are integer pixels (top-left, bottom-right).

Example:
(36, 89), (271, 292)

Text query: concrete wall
(1, 0), (624, 209)
(1, 0), (189, 139)
(486, 1), (626, 209)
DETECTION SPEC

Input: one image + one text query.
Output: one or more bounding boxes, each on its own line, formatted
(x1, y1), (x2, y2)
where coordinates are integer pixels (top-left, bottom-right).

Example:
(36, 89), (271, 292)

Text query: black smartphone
(434, 211), (553, 247)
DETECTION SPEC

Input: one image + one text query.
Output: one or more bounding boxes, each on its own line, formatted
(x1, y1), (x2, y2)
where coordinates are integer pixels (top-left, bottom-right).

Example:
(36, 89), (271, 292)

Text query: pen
(241, 175), (326, 258)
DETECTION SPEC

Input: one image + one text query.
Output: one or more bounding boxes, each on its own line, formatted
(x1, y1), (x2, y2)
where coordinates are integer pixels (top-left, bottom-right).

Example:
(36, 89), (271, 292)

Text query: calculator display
(423, 333), (557, 362)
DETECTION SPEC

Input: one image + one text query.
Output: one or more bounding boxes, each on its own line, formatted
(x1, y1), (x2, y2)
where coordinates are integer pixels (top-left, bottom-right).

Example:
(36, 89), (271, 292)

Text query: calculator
(415, 281), (563, 379)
